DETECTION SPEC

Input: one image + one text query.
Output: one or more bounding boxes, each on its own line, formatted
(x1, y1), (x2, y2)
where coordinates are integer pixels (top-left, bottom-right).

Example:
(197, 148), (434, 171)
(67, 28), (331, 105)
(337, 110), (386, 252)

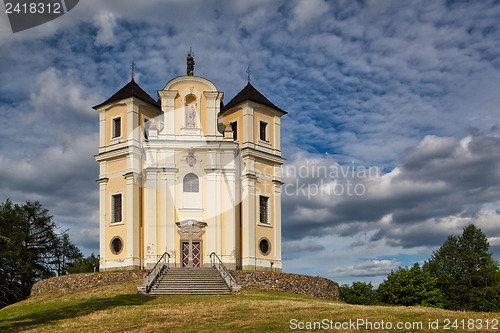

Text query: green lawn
(1, 280), (498, 332)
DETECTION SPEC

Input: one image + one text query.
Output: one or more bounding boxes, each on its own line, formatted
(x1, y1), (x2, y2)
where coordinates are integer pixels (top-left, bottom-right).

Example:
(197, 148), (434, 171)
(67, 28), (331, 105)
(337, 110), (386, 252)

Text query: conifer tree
(0, 199), (83, 308)
(424, 224), (500, 311)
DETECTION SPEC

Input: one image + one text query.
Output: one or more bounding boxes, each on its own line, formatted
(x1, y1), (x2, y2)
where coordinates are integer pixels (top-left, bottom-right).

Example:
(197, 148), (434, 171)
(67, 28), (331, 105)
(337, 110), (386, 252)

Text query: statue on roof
(187, 51), (195, 76)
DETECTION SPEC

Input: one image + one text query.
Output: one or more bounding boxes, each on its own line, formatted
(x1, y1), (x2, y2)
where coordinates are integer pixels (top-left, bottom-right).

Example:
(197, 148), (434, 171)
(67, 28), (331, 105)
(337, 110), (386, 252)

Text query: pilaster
(242, 104), (254, 144)
(165, 169), (177, 263)
(273, 180), (282, 263)
(98, 111), (106, 151)
(205, 171), (218, 261)
(125, 172), (140, 268)
(223, 168), (237, 267)
(127, 101), (140, 146)
(98, 178), (108, 270)
(144, 169), (158, 268)
(159, 171), (167, 256)
(241, 174), (256, 270)
(158, 90), (177, 138)
(203, 91), (222, 139)
(274, 115), (281, 152)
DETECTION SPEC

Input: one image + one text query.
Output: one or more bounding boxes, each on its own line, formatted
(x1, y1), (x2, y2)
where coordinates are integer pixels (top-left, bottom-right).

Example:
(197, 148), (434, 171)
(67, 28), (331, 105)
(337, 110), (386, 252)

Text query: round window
(259, 238), (271, 256)
(110, 236), (123, 255)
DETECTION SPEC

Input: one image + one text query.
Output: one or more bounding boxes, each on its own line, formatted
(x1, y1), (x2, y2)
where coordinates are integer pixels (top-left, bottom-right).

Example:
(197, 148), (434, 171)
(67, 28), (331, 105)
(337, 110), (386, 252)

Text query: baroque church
(94, 54), (286, 272)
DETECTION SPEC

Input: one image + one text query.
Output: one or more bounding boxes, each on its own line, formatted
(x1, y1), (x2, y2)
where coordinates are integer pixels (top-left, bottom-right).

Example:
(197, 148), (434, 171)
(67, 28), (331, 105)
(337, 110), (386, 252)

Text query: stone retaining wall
(31, 270), (338, 301)
(230, 270), (339, 301)
(30, 270), (147, 296)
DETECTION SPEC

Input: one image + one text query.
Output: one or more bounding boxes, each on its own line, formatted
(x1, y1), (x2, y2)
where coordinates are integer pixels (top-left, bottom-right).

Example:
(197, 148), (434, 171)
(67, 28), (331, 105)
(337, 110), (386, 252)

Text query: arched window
(183, 173), (199, 192)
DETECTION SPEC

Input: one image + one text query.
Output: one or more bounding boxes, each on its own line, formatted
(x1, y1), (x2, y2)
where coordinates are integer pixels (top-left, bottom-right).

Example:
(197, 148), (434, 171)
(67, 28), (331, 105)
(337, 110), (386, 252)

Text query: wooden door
(182, 242), (201, 267)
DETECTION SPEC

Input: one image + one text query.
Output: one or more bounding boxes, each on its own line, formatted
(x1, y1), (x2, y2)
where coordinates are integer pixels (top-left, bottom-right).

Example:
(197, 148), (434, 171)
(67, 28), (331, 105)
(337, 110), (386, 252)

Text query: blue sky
(1, 0), (500, 286)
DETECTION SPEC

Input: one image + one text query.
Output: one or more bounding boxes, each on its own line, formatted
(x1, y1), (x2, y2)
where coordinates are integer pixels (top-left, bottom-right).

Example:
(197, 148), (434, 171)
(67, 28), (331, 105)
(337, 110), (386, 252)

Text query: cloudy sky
(1, 0), (500, 285)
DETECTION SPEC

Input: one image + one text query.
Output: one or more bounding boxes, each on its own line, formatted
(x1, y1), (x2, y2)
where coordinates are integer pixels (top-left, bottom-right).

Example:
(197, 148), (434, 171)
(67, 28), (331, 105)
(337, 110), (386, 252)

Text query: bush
(377, 263), (443, 308)
(339, 281), (378, 305)
(68, 254), (100, 274)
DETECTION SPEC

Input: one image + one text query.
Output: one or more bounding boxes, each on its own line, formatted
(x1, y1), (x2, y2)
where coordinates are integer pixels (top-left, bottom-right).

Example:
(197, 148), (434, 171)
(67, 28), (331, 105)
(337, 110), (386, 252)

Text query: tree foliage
(339, 281), (379, 305)
(68, 253), (100, 274)
(0, 199), (82, 308)
(53, 233), (83, 276)
(424, 224), (500, 312)
(377, 263), (443, 307)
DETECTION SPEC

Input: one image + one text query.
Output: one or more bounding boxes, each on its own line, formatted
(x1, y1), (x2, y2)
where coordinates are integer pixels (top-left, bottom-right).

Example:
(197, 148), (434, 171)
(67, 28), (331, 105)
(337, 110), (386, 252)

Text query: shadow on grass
(0, 293), (156, 332)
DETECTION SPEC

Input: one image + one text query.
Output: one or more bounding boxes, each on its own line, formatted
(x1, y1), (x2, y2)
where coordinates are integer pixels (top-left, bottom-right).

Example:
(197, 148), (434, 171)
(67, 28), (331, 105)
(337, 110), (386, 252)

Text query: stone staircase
(148, 267), (231, 295)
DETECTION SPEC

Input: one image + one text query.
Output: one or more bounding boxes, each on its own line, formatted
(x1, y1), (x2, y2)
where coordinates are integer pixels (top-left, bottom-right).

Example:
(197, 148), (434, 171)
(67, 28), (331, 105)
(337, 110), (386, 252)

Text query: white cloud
(282, 133), (500, 256)
(1, 0), (500, 279)
(94, 11), (117, 46)
(329, 259), (401, 277)
(291, 0), (329, 30)
(282, 239), (324, 254)
(29, 67), (102, 122)
(489, 237), (500, 247)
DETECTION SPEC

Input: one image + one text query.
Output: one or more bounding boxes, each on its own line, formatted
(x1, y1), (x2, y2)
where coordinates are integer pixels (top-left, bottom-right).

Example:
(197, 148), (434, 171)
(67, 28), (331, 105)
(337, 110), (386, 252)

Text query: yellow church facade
(94, 58), (286, 272)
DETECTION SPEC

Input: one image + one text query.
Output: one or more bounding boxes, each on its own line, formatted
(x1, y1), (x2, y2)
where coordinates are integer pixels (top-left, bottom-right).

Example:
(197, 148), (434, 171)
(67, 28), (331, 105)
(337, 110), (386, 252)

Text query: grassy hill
(0, 279), (498, 332)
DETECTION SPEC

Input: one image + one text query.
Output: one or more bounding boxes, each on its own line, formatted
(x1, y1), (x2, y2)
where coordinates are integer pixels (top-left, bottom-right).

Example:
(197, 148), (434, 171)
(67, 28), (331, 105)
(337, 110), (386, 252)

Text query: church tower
(94, 56), (286, 272)
(219, 82), (287, 271)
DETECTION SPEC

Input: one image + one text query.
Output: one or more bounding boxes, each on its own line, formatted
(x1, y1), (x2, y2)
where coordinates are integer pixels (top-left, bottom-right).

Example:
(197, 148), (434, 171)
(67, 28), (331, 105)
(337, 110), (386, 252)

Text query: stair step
(152, 287), (229, 290)
(147, 266), (231, 295)
(154, 283), (228, 287)
(156, 280), (224, 284)
(150, 291), (231, 295)
(155, 282), (227, 288)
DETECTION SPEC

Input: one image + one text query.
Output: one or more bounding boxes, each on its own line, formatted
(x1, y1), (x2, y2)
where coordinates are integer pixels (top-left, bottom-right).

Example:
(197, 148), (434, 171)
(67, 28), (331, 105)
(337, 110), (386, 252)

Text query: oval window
(259, 238), (271, 256)
(110, 236), (123, 255)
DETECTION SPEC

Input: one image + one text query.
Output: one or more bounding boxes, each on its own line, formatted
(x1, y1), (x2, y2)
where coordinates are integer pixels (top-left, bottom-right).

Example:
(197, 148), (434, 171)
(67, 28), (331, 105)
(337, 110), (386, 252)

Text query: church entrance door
(182, 242), (200, 267)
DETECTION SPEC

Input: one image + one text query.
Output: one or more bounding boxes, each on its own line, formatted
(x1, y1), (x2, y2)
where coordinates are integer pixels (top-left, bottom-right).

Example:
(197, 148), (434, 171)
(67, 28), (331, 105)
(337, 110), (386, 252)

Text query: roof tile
(93, 78), (160, 109)
(222, 83), (286, 114)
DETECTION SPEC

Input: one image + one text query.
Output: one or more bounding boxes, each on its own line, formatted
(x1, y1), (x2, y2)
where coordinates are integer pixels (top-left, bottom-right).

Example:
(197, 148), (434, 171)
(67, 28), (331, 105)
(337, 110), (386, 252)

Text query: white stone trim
(274, 115), (281, 151)
(98, 179), (108, 271)
(144, 170), (158, 266)
(100, 257), (142, 271)
(241, 176), (256, 263)
(125, 173), (139, 265)
(274, 182), (282, 262)
(223, 169), (236, 260)
(205, 171), (219, 257)
(159, 172), (167, 255)
(99, 111), (106, 149)
(204, 90), (223, 138)
(240, 147), (286, 164)
(164, 75), (217, 91)
(164, 169), (177, 261)
(158, 90), (177, 137)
